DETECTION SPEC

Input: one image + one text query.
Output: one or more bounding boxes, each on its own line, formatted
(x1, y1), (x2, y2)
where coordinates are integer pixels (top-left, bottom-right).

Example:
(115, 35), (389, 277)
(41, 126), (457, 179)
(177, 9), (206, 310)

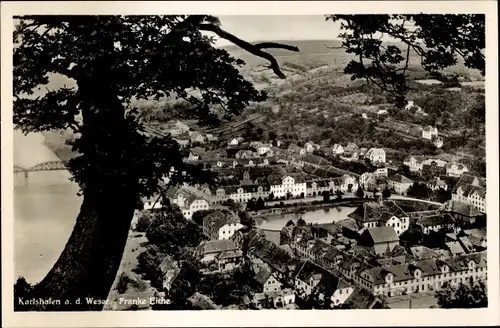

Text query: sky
(213, 15), (342, 46)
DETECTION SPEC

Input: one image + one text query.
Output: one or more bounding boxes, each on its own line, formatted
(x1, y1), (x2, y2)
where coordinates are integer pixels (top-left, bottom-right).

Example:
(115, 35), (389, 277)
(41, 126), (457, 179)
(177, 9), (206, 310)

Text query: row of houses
(332, 144), (387, 164)
(359, 168), (415, 195)
(186, 147), (274, 167)
(208, 172), (359, 204)
(142, 185), (210, 220)
(403, 156), (469, 178)
(231, 229), (378, 308)
(284, 211), (487, 299)
(158, 120), (219, 146)
(451, 174), (486, 213)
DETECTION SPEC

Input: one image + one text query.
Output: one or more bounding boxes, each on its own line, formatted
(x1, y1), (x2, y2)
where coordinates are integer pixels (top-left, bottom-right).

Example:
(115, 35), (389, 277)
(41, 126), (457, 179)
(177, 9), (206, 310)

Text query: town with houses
(106, 112), (488, 311)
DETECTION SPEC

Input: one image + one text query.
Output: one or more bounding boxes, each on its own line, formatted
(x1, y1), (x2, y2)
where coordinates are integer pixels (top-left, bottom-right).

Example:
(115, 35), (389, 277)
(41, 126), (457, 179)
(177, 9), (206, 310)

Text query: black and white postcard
(1, 1), (498, 327)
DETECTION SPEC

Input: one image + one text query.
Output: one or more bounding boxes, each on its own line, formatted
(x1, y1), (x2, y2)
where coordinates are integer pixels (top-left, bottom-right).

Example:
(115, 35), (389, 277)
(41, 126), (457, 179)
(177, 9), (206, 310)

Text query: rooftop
(388, 174), (413, 184)
(364, 226), (399, 244)
(417, 213), (455, 227)
(348, 200), (408, 223)
(197, 239), (238, 255)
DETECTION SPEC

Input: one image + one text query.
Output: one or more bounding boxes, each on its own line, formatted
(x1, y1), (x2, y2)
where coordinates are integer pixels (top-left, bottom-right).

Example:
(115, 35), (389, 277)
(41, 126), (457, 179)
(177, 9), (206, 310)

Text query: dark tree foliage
(238, 211), (255, 228)
(382, 188), (391, 198)
(407, 182), (432, 200)
(135, 212), (151, 232)
(13, 15), (297, 310)
(436, 280), (488, 308)
(14, 277), (34, 311)
(399, 224), (424, 249)
(116, 273), (131, 294)
(322, 190), (330, 203)
(146, 205), (204, 258)
(191, 209), (215, 226)
(255, 197), (265, 210)
(327, 14), (485, 107)
(356, 187), (365, 198)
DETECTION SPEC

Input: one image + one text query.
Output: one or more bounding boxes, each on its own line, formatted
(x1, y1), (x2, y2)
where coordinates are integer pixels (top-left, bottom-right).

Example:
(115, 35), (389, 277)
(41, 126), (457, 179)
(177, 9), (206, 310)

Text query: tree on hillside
(239, 211), (255, 228)
(135, 212), (152, 232)
(326, 15), (485, 107)
(399, 224), (424, 249)
(436, 279), (488, 308)
(14, 277), (34, 311)
(382, 188), (392, 199)
(322, 191), (330, 203)
(297, 218), (306, 226)
(407, 182), (431, 200)
(14, 15), (298, 310)
(255, 197), (265, 210)
(356, 187), (365, 199)
(191, 209), (214, 226)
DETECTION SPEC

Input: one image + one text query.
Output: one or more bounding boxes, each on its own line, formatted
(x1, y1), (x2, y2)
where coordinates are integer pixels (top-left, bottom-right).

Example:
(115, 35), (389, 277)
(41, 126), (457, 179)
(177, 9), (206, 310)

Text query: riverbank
(41, 129), (79, 162)
(252, 197), (367, 218)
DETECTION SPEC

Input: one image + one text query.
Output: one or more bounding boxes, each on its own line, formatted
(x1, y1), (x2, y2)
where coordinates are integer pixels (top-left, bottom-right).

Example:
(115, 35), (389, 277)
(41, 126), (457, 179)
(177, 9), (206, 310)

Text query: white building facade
(366, 148), (386, 164)
(270, 176), (307, 198)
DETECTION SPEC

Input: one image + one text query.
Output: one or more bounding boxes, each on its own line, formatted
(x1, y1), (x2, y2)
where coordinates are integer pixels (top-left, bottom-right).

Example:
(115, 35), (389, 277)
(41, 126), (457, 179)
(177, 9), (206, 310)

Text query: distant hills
(223, 39), (347, 68)
(223, 39), (484, 81)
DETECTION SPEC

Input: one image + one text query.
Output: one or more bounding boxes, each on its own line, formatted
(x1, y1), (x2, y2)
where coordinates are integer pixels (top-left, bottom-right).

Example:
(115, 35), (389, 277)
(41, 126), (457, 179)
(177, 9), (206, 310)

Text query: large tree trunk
(20, 57), (142, 311)
(28, 185), (137, 311)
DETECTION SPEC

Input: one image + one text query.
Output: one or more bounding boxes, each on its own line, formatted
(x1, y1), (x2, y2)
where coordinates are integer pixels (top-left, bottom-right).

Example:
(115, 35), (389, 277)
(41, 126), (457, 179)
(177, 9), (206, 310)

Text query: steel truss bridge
(14, 160), (68, 174)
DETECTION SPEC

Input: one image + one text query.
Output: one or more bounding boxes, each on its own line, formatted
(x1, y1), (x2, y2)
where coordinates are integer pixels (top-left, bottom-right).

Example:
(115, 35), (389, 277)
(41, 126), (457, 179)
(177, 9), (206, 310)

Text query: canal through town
(256, 206), (357, 244)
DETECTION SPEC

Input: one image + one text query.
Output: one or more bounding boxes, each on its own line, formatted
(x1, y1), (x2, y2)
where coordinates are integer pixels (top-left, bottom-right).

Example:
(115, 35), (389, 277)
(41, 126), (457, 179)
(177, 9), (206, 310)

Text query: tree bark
(23, 60), (140, 311)
(29, 185), (137, 311)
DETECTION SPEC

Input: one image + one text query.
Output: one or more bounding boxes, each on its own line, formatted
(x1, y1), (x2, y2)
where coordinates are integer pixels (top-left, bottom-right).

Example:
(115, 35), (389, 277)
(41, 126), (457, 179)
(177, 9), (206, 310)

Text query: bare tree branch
(198, 23), (298, 79)
(402, 44), (411, 76)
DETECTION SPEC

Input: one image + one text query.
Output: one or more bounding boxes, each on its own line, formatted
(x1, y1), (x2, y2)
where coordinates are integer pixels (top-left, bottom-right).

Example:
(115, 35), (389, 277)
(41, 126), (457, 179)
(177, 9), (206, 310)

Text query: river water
(14, 130), (81, 284)
(12, 130), (357, 283)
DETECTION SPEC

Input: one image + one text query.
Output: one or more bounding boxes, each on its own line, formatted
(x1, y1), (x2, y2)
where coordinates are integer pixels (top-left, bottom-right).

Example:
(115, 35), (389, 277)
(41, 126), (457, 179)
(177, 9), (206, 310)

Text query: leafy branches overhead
(326, 14), (485, 107)
(14, 15), (298, 197)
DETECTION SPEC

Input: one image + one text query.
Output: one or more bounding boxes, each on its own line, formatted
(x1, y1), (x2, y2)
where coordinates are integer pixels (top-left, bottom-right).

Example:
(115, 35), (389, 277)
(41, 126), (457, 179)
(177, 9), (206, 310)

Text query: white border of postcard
(2, 1), (499, 327)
